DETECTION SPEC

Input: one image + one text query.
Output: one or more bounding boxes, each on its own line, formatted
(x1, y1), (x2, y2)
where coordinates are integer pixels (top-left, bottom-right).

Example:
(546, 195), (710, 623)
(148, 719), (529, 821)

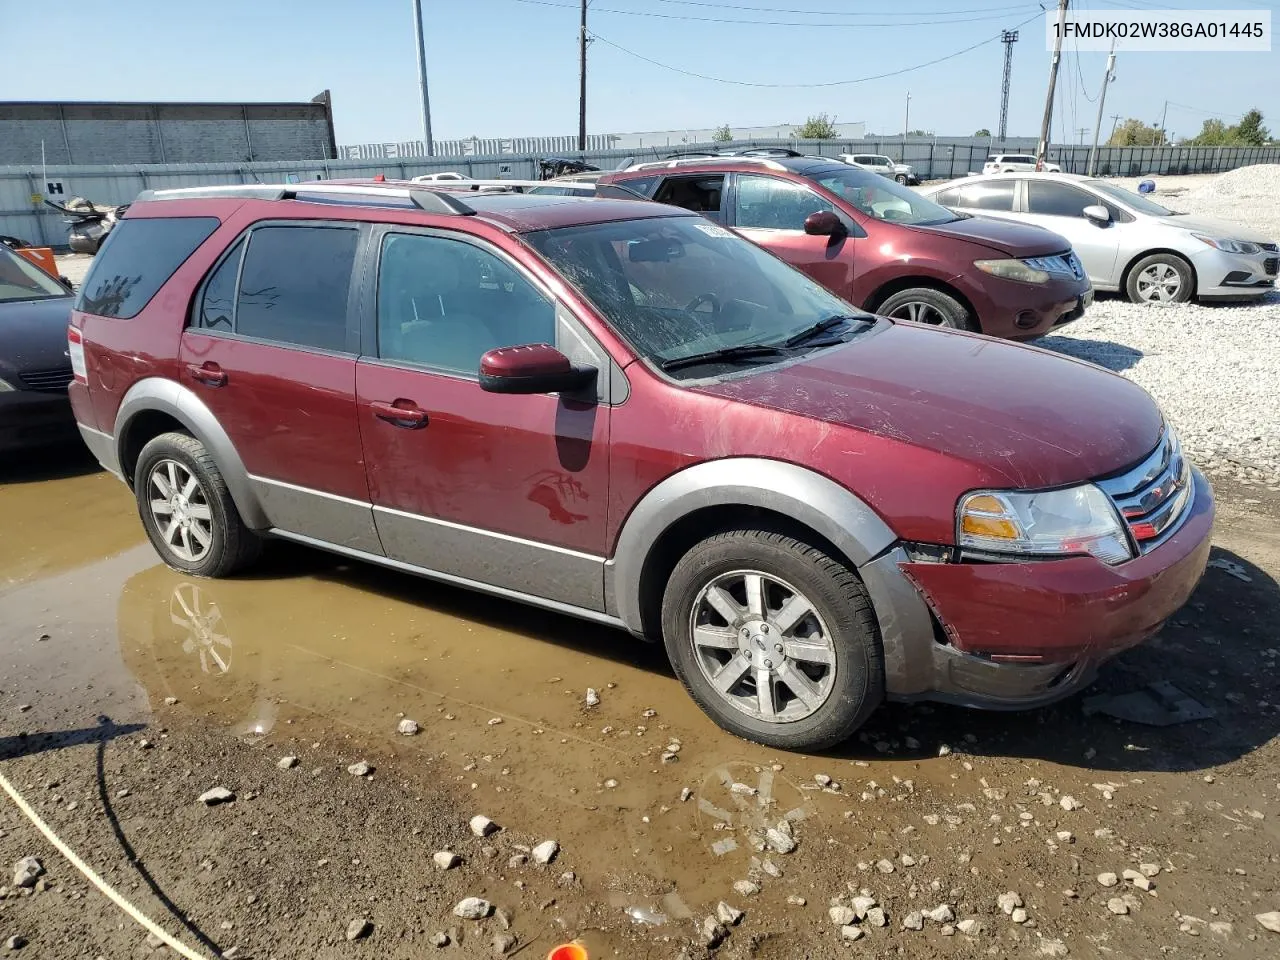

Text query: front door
(729, 173), (859, 300)
(355, 228), (611, 612)
(179, 221), (379, 552)
(1017, 179), (1121, 285)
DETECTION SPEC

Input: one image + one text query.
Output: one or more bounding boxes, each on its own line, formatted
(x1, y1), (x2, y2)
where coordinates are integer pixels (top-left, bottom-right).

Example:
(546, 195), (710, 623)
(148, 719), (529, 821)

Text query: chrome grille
(1096, 430), (1194, 553)
(17, 367), (73, 393)
(1024, 252), (1085, 281)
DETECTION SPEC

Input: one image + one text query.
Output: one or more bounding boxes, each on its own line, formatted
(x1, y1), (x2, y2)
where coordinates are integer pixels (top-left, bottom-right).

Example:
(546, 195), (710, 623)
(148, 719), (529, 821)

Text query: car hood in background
(0, 296), (75, 373)
(694, 321), (1163, 490)
(906, 214), (1070, 258)
(1152, 213), (1275, 244)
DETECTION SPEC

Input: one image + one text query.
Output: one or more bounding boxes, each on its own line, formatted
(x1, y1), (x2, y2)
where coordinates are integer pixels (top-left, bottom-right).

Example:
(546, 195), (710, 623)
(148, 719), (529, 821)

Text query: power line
(500, 0), (1043, 28)
(589, 11), (1043, 87)
(650, 0), (1036, 15)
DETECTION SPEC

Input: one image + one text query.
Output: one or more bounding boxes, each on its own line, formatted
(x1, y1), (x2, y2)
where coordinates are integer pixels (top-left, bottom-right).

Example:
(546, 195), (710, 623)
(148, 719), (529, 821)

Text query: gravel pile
(1042, 166), (1280, 484)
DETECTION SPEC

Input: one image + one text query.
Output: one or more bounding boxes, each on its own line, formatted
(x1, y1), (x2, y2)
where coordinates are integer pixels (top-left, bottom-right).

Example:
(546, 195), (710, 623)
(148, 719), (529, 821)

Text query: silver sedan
(921, 173), (1277, 303)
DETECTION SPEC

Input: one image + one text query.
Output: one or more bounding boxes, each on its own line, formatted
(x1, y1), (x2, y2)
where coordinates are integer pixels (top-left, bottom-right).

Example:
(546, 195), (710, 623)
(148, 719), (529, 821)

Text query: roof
(923, 171), (1093, 191)
(622, 155), (852, 177)
(130, 179), (690, 233)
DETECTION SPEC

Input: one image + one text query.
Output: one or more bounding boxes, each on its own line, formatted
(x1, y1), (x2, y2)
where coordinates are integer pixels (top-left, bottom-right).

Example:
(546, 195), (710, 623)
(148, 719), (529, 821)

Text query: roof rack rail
(133, 182), (477, 216)
(624, 156), (787, 172)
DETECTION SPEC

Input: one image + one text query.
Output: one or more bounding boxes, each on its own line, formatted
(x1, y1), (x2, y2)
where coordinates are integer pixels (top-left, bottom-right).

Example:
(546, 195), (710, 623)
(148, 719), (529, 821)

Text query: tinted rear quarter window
(75, 217), (219, 318)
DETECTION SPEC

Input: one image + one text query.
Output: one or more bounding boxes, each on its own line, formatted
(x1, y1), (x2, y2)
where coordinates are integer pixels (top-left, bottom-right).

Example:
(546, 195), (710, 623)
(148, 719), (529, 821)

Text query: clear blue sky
(2, 0), (1275, 145)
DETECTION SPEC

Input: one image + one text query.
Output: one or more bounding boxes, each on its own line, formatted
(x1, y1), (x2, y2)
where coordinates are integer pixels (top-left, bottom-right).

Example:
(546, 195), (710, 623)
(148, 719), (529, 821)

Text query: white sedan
(922, 172), (1277, 303)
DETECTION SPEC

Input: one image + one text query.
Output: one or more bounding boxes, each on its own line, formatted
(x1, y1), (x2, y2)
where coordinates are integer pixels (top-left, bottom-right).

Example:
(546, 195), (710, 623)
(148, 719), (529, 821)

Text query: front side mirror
(1082, 204), (1111, 224)
(479, 343), (597, 395)
(804, 210), (845, 237)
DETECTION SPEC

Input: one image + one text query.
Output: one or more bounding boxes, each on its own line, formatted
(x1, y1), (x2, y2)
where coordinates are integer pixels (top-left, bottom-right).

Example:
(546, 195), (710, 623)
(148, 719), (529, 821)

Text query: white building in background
(608, 121), (867, 148)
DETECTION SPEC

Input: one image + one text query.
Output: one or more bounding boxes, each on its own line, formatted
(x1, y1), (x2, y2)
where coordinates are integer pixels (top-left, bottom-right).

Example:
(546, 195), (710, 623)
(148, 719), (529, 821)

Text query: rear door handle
(186, 362), (227, 387)
(371, 399), (429, 429)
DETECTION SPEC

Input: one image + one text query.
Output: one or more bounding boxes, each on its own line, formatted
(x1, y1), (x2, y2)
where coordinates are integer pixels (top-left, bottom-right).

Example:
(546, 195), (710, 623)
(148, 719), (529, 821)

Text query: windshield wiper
(779, 314), (868, 349)
(659, 343), (792, 372)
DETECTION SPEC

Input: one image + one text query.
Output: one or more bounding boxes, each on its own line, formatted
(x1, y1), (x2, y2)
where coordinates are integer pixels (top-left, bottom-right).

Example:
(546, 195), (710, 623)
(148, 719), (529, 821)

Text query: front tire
(878, 287), (974, 331)
(661, 529), (885, 751)
(895, 173), (909, 184)
(134, 432), (261, 578)
(1126, 253), (1194, 303)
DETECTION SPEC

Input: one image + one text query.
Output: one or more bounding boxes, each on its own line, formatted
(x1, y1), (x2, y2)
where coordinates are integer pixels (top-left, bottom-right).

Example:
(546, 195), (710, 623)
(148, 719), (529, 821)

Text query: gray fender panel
(608, 457), (899, 634)
(113, 378), (269, 530)
(858, 547), (939, 697)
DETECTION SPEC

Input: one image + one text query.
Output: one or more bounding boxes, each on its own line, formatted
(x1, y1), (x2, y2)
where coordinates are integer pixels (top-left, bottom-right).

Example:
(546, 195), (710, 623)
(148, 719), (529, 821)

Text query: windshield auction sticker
(1046, 8), (1271, 51)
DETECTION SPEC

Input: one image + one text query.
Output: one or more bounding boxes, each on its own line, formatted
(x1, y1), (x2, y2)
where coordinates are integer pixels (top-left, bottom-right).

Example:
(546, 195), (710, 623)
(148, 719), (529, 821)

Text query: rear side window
(956, 181), (1016, 211)
(193, 225), (358, 352)
(613, 174), (661, 197)
(76, 217), (219, 318)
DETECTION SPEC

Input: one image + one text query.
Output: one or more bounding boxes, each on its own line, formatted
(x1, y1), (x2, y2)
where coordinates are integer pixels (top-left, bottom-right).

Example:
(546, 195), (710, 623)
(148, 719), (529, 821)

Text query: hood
(694, 321), (1164, 490)
(1153, 213), (1275, 244)
(0, 296), (75, 374)
(909, 214), (1069, 258)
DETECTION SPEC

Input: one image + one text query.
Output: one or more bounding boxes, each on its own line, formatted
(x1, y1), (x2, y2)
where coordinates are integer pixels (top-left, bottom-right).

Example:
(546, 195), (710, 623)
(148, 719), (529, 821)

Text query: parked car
(410, 172), (473, 182)
(68, 180), (1211, 750)
(0, 242), (78, 451)
(983, 154), (1062, 174)
(601, 155), (1091, 338)
(838, 153), (919, 185)
(537, 158), (599, 180)
(922, 172), (1278, 302)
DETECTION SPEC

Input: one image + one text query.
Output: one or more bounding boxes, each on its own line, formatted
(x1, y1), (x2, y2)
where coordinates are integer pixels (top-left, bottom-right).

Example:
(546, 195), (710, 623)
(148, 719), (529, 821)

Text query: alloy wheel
(689, 570), (836, 723)
(886, 300), (949, 326)
(147, 458), (214, 563)
(1136, 262), (1183, 302)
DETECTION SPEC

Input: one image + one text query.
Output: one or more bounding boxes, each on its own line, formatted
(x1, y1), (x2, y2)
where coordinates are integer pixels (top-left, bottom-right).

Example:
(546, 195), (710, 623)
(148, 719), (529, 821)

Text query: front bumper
(1189, 245), (1278, 298)
(963, 271), (1094, 341)
(0, 389), (79, 452)
(864, 468), (1213, 709)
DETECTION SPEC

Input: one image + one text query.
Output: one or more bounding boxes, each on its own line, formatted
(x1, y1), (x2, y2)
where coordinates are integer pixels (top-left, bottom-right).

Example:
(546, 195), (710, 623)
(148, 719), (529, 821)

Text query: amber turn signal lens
(960, 514), (1019, 539)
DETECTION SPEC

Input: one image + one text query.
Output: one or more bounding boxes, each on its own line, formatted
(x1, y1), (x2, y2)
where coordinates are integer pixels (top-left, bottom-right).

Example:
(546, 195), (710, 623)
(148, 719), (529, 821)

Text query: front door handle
(186, 362), (227, 387)
(371, 399), (429, 429)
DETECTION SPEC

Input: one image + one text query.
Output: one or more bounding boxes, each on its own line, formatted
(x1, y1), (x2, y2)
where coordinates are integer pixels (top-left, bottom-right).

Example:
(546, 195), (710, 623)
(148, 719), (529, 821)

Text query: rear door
(180, 221), (379, 552)
(1017, 179), (1122, 283)
(727, 173), (859, 299)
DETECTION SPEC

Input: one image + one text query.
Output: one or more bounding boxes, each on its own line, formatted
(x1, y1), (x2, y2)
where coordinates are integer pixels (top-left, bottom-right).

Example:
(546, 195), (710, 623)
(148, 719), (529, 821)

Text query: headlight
(1193, 234), (1262, 255)
(974, 258), (1051, 284)
(957, 484), (1133, 565)
(0, 377), (15, 393)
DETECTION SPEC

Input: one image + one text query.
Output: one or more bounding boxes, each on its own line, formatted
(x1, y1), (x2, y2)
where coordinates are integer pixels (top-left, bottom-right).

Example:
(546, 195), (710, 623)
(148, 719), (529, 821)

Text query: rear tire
(135, 432), (261, 578)
(1125, 253), (1194, 303)
(878, 287), (974, 331)
(661, 528), (884, 751)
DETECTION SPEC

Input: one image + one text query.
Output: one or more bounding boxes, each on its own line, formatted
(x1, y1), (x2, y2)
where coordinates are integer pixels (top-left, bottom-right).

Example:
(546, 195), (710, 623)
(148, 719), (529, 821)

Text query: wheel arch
(607, 459), (899, 641)
(1120, 248), (1198, 299)
(113, 377), (269, 529)
(864, 275), (979, 323)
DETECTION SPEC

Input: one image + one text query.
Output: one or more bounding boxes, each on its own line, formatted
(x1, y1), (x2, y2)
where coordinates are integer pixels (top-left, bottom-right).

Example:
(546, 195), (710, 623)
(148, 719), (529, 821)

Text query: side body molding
(607, 457), (899, 633)
(113, 377), (270, 530)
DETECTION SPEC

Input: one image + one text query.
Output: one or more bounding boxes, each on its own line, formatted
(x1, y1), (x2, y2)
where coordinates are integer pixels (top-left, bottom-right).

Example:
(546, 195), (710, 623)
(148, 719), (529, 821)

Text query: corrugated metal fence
(4, 138), (1278, 247)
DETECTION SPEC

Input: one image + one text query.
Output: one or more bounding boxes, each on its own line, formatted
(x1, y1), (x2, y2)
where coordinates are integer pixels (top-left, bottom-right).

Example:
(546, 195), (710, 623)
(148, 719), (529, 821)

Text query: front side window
(1025, 181), (1094, 218)
(0, 245), (68, 303)
(377, 233), (555, 376)
(809, 167), (959, 226)
(525, 215), (873, 374)
(193, 225), (357, 351)
(1084, 179), (1175, 217)
(76, 217), (219, 318)
(946, 180), (1016, 212)
(734, 175), (835, 230)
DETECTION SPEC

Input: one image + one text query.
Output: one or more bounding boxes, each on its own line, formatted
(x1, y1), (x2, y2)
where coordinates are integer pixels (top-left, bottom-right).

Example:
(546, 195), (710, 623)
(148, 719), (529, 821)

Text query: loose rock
(346, 918), (373, 941)
(997, 892), (1023, 915)
(902, 911), (925, 931)
(840, 925), (865, 941)
(829, 906), (856, 927)
(432, 932), (451, 948)
(957, 918), (983, 936)
(12, 858), (42, 889)
(531, 840), (559, 865)
(850, 896), (877, 920)
(717, 902), (744, 926)
(585, 688), (600, 707)
(492, 933), (517, 955)
(765, 828), (796, 854)
(346, 761), (372, 777)
(1060, 795), (1083, 811)
(197, 788), (234, 806)
(926, 904), (955, 923)
(701, 917), (727, 947)
(733, 880), (760, 897)
(1123, 868), (1151, 891)
(1011, 908), (1029, 924)
(5, 935), (27, 951)
(866, 907), (888, 928)
(397, 719), (420, 736)
(875, 858), (895, 874)
(1107, 898), (1130, 916)
(454, 897), (493, 920)
(470, 815), (499, 837)
(1097, 872), (1119, 887)
(434, 851), (461, 870)
(276, 756), (298, 770)
(1257, 911), (1280, 934)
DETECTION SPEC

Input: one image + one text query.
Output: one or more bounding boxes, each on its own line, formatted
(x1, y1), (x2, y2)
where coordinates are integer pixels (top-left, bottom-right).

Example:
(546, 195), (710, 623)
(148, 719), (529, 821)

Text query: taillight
(68, 326), (87, 384)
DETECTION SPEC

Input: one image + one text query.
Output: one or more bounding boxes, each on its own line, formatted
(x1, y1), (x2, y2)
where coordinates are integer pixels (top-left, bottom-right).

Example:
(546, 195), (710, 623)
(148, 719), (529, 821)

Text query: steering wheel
(685, 293), (722, 317)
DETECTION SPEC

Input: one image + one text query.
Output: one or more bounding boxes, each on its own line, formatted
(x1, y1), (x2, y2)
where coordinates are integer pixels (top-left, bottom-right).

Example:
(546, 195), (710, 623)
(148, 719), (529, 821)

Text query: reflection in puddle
(170, 582), (232, 676)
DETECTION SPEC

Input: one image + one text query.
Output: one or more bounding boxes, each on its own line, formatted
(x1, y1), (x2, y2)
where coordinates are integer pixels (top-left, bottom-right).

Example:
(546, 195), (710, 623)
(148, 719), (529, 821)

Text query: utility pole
(1154, 99), (1169, 145)
(1076, 127), (1089, 145)
(998, 30), (1019, 143)
(903, 91), (911, 139)
(411, 0), (434, 157)
(1036, 0), (1069, 167)
(1087, 41), (1117, 175)
(1109, 113), (1122, 141)
(578, 0), (588, 151)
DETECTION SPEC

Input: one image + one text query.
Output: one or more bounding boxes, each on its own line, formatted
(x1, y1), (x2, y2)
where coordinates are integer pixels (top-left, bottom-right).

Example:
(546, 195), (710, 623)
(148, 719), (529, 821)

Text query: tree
(1185, 109), (1270, 147)
(794, 113), (837, 139)
(1235, 108), (1269, 146)
(906, 129), (932, 137)
(973, 128), (991, 138)
(1186, 119), (1231, 146)
(1107, 118), (1166, 146)
(711, 124), (733, 143)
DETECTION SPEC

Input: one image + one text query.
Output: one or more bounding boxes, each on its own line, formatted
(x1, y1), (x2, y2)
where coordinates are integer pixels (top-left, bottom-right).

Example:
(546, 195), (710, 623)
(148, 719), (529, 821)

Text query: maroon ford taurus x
(68, 181), (1207, 750)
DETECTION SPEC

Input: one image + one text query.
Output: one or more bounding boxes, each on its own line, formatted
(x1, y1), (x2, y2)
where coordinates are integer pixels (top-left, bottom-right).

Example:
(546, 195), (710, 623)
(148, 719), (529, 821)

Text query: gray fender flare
(607, 457), (899, 629)
(113, 377), (269, 530)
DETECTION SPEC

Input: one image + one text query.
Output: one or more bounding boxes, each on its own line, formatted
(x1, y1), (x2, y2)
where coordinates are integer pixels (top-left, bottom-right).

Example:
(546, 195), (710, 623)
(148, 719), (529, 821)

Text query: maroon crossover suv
(68, 181), (1211, 750)
(601, 156), (1092, 339)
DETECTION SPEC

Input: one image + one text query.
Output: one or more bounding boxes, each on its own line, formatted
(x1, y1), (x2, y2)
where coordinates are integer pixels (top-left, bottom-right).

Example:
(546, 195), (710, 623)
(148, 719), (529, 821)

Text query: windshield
(524, 215), (872, 371)
(0, 246), (68, 303)
(1084, 179), (1175, 217)
(811, 167), (958, 226)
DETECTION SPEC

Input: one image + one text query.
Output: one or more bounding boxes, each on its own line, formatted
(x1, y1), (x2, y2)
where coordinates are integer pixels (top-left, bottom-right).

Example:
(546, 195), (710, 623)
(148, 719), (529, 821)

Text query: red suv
(68, 180), (1210, 751)
(601, 156), (1093, 339)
